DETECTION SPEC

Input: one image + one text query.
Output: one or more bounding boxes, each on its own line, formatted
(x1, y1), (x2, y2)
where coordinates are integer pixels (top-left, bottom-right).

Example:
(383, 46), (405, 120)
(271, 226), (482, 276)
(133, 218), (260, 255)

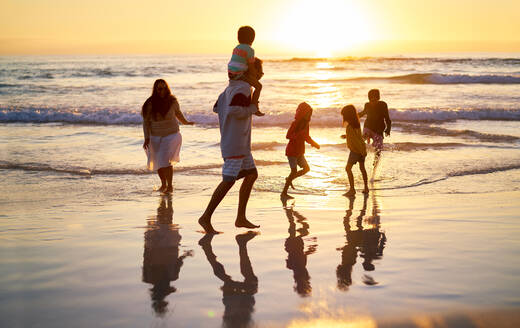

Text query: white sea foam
(2, 106), (520, 126)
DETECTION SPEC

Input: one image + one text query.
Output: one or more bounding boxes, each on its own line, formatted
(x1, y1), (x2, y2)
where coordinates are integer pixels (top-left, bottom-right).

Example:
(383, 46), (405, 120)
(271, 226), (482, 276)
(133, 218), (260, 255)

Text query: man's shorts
(287, 155), (308, 170)
(222, 153), (257, 182)
(347, 151), (366, 165)
(363, 127), (383, 152)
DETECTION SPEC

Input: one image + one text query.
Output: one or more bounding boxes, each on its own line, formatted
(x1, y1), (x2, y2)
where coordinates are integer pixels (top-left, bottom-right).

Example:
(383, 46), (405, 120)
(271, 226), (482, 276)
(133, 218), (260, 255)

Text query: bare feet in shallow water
(198, 215), (221, 234)
(235, 218), (260, 229)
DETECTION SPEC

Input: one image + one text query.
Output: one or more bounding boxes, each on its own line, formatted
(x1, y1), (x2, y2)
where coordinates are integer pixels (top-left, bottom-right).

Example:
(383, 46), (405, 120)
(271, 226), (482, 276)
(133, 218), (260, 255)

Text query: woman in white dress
(142, 79), (194, 193)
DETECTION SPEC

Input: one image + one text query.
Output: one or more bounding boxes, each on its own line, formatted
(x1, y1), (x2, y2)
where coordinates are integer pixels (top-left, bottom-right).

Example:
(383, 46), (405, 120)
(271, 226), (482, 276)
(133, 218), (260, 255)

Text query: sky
(1, 0), (519, 56)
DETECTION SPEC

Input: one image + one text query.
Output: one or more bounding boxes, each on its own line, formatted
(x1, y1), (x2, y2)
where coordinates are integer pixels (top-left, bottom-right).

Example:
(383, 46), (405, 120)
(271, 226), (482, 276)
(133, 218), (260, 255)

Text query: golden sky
(1, 0), (519, 55)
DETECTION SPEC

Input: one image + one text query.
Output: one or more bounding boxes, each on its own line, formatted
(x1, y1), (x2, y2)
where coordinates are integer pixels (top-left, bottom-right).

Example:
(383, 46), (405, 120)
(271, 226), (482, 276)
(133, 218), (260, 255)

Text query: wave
(0, 160), (286, 176)
(2, 106), (520, 127)
(337, 73), (520, 85)
(377, 163), (520, 191)
(268, 56), (520, 65)
(1, 65), (222, 81)
(390, 108), (520, 122)
(396, 123), (520, 143)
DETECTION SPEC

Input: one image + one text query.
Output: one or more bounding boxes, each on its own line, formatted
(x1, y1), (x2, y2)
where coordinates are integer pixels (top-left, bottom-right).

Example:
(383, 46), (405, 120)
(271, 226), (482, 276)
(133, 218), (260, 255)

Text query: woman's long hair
(341, 105), (360, 128)
(142, 79), (176, 120)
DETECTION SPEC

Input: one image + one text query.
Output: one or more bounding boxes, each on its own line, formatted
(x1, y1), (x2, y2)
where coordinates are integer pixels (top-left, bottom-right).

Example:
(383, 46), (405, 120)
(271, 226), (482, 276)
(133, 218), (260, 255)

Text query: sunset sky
(1, 0), (519, 56)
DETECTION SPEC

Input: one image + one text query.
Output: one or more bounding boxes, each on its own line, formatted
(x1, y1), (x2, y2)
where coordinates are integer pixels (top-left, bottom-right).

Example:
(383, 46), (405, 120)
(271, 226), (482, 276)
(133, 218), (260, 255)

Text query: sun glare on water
(276, 0), (372, 57)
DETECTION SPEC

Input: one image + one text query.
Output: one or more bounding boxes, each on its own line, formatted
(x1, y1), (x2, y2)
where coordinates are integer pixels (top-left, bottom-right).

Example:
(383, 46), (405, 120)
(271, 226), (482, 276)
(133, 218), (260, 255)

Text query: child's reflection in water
(337, 193), (386, 291)
(283, 199), (318, 297)
(142, 195), (193, 316)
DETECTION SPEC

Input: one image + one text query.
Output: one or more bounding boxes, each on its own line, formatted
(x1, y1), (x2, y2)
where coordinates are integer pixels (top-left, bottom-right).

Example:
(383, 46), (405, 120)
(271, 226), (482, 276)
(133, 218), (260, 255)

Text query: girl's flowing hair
(142, 79), (176, 120)
(341, 105), (360, 128)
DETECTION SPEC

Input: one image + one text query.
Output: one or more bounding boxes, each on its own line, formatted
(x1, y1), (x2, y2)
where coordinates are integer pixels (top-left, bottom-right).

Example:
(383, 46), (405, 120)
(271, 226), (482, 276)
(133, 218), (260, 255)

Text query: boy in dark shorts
(358, 89), (391, 163)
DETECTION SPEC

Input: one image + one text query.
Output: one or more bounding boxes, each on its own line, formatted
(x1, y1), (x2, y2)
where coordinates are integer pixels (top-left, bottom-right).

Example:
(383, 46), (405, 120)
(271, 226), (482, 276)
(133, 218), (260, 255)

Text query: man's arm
(227, 93), (258, 119)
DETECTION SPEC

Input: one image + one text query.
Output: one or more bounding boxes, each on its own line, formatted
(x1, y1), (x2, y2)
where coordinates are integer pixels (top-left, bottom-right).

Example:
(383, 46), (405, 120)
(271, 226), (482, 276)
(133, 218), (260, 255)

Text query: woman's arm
(142, 102), (152, 149)
(172, 99), (194, 125)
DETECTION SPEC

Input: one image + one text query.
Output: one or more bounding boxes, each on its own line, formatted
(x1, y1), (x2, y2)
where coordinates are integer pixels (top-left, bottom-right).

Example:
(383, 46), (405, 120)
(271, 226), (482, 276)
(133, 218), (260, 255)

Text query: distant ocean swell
(2, 106), (520, 126)
(272, 73), (520, 85)
(268, 57), (520, 65)
(341, 73), (520, 85)
(0, 66), (220, 80)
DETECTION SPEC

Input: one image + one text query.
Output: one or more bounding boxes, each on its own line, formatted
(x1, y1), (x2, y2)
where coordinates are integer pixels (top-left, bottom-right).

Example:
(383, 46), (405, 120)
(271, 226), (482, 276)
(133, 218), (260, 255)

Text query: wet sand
(1, 170), (519, 327)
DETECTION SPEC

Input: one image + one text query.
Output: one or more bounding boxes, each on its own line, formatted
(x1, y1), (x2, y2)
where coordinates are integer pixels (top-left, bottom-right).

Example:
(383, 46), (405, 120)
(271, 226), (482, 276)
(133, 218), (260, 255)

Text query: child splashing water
(341, 105), (369, 196)
(358, 89), (391, 179)
(281, 102), (320, 199)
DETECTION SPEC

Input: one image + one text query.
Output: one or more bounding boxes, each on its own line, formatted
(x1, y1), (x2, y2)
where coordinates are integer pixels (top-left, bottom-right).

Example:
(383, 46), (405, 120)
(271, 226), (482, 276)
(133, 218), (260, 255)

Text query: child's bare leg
(344, 163), (356, 196)
(294, 162), (310, 179)
(246, 76), (264, 116)
(282, 168), (298, 197)
(360, 161), (369, 193)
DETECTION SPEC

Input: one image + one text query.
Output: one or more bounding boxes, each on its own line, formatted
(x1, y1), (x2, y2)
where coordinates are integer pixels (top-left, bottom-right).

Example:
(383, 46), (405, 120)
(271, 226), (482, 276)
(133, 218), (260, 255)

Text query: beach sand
(1, 168), (519, 327)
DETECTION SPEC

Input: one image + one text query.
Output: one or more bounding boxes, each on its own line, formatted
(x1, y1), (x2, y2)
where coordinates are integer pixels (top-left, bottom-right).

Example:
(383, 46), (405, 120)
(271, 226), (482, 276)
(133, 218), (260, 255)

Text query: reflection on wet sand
(199, 232), (259, 328)
(283, 199), (318, 297)
(142, 195), (193, 316)
(337, 192), (386, 291)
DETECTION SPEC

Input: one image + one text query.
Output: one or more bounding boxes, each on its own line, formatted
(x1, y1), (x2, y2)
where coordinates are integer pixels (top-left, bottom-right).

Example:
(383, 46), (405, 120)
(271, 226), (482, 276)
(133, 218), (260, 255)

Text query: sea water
(1, 54), (519, 327)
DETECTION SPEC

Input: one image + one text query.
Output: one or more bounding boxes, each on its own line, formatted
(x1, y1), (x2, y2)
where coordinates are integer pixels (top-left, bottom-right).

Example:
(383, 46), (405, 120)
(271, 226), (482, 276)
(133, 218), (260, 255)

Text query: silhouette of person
(337, 193), (387, 290)
(142, 195), (193, 316)
(283, 200), (317, 297)
(198, 232), (258, 328)
(336, 195), (366, 291)
(360, 192), (386, 285)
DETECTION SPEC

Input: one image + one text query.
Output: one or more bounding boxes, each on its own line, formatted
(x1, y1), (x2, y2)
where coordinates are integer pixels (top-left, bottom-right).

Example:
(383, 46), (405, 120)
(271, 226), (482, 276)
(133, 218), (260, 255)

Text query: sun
(276, 0), (372, 57)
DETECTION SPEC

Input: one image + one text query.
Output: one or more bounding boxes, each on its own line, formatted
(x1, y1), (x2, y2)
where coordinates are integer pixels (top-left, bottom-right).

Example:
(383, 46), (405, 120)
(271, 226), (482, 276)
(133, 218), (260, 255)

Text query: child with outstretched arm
(228, 26), (264, 116)
(281, 102), (320, 199)
(341, 105), (368, 196)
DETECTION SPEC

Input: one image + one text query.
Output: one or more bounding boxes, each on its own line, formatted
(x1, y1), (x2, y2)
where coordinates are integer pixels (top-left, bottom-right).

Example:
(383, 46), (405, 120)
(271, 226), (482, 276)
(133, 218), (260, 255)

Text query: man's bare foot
(235, 218), (260, 229)
(164, 186), (173, 193)
(236, 231), (259, 246)
(343, 189), (356, 197)
(198, 215), (220, 234)
(253, 110), (265, 117)
(281, 192), (294, 200)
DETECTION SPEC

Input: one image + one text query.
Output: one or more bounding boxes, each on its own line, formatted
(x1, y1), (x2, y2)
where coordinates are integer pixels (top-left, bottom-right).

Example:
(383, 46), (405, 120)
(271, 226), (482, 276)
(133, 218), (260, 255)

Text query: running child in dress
(228, 26), (264, 116)
(281, 102), (320, 199)
(341, 105), (368, 196)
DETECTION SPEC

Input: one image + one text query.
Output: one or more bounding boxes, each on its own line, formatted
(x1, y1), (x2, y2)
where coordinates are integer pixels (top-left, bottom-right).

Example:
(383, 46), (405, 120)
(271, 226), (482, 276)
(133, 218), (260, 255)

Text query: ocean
(1, 54), (519, 327)
(1, 54), (519, 196)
